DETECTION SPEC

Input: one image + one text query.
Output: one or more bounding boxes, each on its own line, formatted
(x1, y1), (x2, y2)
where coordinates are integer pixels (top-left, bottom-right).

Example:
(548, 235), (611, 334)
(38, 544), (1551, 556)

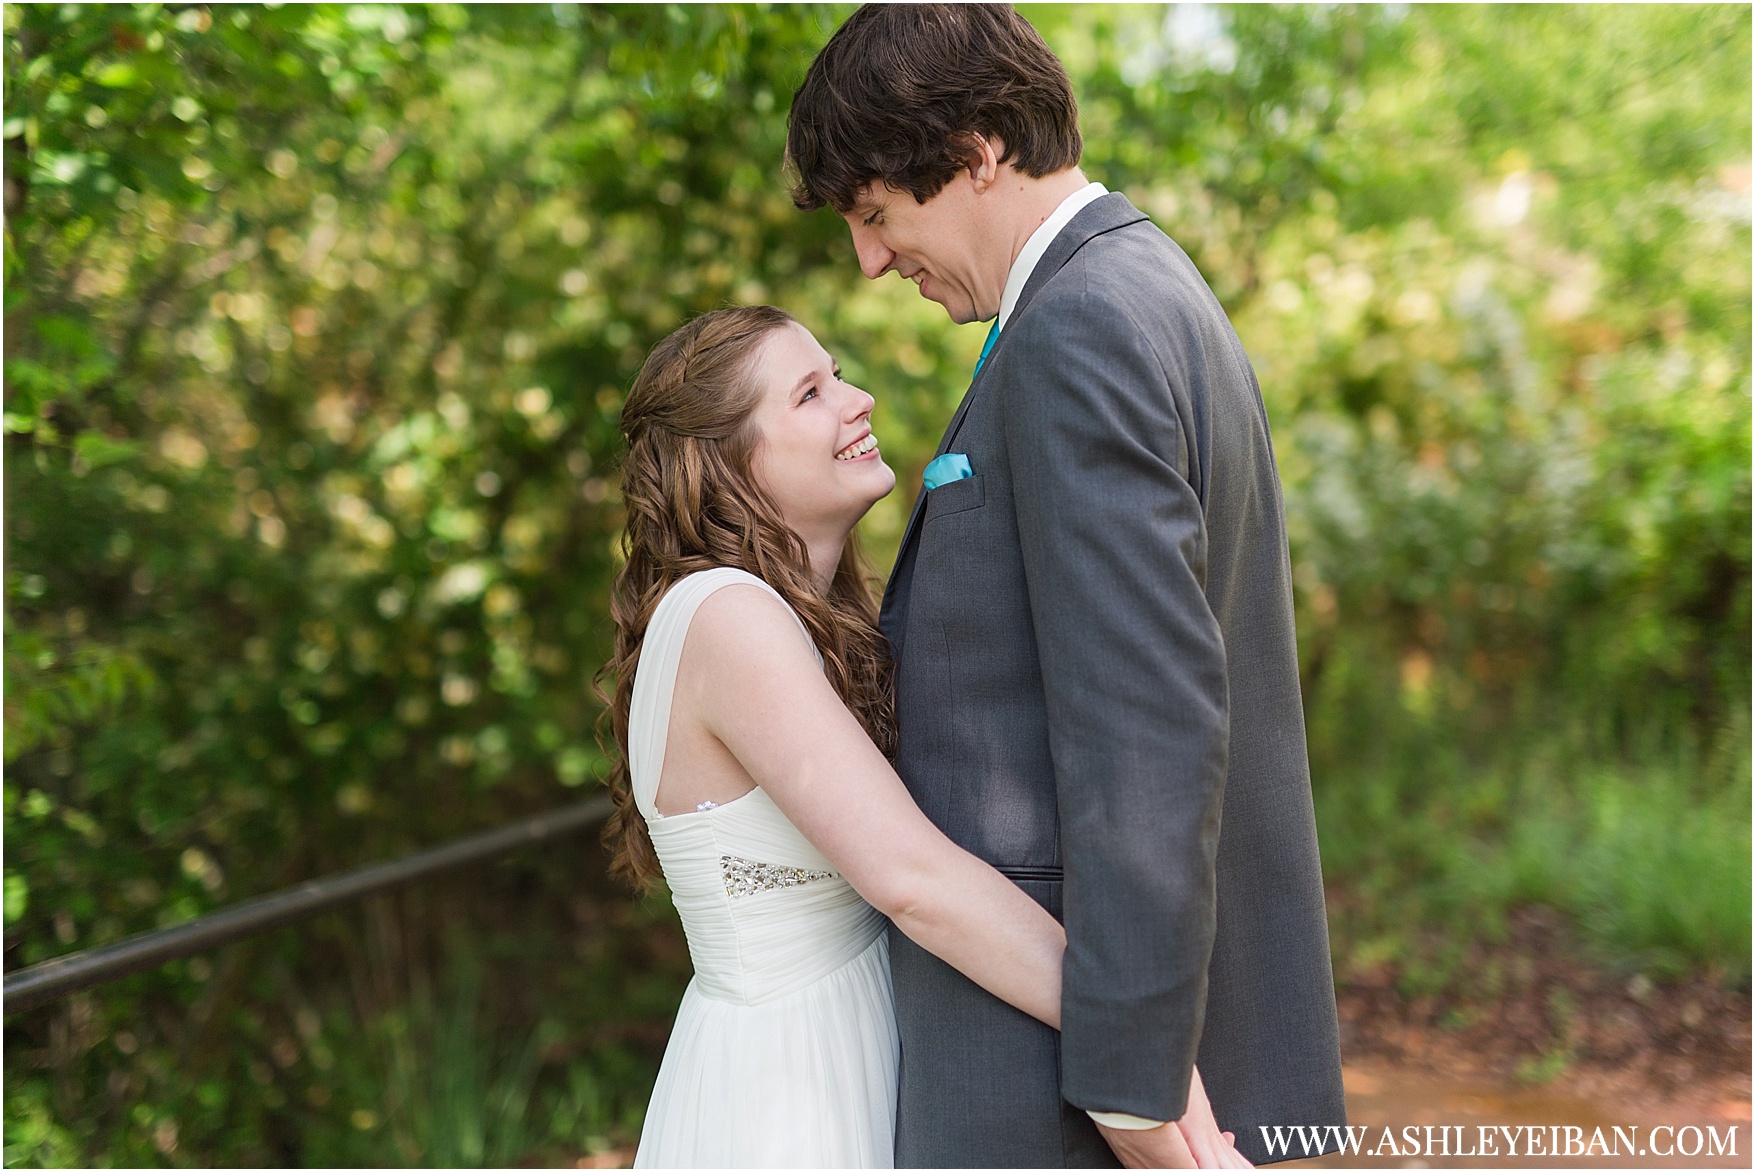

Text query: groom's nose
(850, 226), (895, 281)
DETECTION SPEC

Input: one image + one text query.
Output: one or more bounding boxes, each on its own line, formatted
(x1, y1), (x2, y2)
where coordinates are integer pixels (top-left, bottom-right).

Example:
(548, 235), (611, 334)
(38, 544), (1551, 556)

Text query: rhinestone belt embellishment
(720, 855), (835, 899)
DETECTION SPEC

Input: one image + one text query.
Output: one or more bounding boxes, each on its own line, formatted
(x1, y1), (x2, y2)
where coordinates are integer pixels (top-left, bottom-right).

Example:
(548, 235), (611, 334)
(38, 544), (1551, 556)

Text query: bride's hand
(1177, 1067), (1254, 1169)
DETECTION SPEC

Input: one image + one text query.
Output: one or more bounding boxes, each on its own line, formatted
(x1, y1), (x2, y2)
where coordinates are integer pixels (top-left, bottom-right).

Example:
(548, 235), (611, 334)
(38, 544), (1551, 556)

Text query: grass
(369, 959), (545, 1167)
(1493, 759), (1751, 978)
(1314, 697), (1752, 992)
(296, 948), (656, 1168)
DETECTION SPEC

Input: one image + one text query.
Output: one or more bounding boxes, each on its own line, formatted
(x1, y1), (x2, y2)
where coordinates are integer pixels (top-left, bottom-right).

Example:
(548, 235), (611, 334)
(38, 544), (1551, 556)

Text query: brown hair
(787, 3), (1083, 213)
(596, 306), (896, 891)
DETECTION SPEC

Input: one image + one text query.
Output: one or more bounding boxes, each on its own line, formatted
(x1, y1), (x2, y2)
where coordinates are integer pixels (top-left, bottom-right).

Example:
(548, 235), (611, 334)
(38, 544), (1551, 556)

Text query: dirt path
(1289, 911), (1752, 1167)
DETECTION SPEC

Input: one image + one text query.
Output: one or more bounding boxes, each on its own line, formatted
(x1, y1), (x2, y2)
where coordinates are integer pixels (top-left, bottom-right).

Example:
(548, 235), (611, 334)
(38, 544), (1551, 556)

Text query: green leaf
(3, 872), (27, 925)
(37, 151), (87, 185)
(35, 316), (100, 356)
(555, 746), (593, 787)
(93, 61), (137, 88)
(73, 431), (141, 470)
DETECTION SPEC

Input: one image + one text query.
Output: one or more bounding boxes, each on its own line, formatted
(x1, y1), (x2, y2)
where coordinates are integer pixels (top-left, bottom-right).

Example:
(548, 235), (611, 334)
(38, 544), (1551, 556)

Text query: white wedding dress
(630, 568), (899, 1168)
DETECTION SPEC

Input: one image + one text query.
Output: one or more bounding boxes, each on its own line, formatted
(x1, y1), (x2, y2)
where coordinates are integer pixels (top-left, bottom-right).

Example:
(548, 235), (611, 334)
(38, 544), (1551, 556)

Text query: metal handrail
(3, 796), (613, 1015)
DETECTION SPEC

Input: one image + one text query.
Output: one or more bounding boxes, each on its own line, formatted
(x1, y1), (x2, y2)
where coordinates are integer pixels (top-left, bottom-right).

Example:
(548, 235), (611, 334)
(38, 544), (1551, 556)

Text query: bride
(601, 306), (1247, 1169)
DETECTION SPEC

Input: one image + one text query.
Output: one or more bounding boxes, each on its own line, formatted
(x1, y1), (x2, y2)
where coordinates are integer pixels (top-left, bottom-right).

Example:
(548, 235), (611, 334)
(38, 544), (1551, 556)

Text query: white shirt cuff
(1087, 1110), (1168, 1131)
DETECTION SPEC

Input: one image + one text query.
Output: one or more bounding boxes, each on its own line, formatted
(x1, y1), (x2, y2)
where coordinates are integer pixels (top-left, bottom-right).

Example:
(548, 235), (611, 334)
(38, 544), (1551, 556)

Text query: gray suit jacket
(880, 193), (1345, 1167)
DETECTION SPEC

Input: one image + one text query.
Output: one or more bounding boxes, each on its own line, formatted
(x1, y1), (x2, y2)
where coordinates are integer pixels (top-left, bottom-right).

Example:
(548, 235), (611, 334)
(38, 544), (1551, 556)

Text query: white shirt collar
(995, 181), (1108, 333)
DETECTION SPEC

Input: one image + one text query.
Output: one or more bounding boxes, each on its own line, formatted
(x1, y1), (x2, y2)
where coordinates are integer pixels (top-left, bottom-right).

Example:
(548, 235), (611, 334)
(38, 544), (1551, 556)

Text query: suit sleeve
(1000, 289), (1228, 1122)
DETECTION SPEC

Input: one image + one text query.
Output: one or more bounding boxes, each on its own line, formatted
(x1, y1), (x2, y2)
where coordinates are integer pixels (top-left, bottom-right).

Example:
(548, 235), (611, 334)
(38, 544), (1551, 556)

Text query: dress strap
(626, 568), (820, 820)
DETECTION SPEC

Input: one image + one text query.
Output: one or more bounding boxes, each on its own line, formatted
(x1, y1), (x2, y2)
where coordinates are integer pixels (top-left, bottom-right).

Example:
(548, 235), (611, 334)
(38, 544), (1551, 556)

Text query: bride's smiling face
(746, 321), (896, 539)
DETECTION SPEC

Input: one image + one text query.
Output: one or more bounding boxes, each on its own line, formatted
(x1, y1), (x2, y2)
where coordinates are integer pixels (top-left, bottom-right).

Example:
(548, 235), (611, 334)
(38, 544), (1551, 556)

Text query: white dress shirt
(986, 178), (1171, 1136)
(995, 181), (1108, 333)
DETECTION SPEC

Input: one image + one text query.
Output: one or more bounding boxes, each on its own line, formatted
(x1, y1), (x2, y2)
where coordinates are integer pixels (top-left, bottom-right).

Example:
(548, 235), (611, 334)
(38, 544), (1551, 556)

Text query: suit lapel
(1011, 192), (1149, 333)
(884, 192), (1152, 608)
(882, 346), (997, 618)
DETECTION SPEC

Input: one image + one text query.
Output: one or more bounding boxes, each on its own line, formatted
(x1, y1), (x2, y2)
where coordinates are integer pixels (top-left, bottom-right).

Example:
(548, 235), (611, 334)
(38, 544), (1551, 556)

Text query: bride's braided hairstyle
(597, 306), (897, 891)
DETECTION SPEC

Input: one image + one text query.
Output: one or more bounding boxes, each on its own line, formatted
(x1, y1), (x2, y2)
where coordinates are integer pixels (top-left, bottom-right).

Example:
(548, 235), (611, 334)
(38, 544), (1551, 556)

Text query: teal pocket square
(923, 453), (973, 491)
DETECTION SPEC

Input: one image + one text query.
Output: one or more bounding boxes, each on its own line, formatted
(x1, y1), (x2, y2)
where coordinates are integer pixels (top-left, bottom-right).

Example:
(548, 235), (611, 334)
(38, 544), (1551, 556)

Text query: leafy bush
(4, 4), (1747, 1165)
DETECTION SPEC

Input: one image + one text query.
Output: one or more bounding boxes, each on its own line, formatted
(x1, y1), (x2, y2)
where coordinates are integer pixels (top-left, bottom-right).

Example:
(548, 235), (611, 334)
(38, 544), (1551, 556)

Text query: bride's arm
(682, 587), (1250, 1167)
(677, 585), (1066, 1027)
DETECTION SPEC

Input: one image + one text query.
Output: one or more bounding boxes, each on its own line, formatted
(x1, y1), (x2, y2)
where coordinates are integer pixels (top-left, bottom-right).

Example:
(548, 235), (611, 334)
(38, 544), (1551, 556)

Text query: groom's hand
(1093, 1119), (1197, 1169)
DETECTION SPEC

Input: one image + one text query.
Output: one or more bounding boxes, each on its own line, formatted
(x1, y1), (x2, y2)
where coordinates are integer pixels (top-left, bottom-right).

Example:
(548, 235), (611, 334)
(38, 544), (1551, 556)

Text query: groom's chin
(918, 286), (975, 325)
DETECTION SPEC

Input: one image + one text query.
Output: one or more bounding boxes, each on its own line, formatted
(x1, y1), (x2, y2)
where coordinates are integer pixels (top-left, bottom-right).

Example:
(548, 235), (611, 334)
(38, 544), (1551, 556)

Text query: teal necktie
(974, 320), (999, 378)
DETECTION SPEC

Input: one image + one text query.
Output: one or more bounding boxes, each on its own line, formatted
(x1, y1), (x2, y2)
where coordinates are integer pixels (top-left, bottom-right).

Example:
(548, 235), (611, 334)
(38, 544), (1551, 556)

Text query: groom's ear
(956, 132), (1007, 194)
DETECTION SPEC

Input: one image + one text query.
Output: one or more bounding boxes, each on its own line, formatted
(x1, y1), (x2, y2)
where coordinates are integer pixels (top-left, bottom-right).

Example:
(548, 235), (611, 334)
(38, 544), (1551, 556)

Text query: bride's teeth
(836, 435), (876, 460)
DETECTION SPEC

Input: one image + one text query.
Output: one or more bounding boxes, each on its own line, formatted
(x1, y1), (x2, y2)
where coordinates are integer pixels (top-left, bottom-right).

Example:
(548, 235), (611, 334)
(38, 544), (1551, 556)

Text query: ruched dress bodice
(629, 569), (897, 1168)
(641, 788), (886, 1004)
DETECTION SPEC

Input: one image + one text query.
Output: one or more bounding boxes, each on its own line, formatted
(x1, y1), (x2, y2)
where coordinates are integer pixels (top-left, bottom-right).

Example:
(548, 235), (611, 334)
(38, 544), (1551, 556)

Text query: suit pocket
(921, 473), (985, 522)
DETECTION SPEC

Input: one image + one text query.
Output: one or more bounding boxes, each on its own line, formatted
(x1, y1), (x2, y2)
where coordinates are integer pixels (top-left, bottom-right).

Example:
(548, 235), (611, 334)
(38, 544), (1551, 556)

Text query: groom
(788, 5), (1345, 1168)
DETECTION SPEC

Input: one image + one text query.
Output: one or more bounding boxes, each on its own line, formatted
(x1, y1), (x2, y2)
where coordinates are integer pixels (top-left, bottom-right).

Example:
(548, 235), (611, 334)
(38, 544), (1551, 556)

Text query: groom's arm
(1000, 288), (1228, 1124)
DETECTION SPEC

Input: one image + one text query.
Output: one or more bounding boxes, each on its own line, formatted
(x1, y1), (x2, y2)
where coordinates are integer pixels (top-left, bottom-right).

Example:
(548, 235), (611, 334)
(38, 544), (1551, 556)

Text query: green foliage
(296, 952), (568, 1167)
(1496, 738), (1753, 978)
(1319, 717), (1753, 993)
(5, 604), (153, 763)
(2, 1079), (83, 1169)
(4, 4), (1748, 1166)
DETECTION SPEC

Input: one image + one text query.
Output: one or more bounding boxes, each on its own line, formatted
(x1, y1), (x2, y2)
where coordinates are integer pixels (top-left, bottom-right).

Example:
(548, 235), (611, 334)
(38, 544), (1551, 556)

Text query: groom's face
(840, 177), (1005, 326)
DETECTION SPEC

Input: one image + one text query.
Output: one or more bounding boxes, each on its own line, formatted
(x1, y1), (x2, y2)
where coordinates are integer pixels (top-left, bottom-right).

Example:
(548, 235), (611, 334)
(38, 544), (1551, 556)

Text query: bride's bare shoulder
(682, 580), (815, 670)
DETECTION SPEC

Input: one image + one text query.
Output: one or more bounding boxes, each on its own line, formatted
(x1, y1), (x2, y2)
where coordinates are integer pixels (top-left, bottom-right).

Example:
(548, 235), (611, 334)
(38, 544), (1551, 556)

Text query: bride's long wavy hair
(596, 305), (896, 891)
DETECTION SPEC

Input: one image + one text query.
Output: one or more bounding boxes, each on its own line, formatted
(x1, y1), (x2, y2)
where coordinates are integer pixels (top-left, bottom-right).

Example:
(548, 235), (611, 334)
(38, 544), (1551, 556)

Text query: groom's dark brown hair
(787, 4), (1082, 214)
